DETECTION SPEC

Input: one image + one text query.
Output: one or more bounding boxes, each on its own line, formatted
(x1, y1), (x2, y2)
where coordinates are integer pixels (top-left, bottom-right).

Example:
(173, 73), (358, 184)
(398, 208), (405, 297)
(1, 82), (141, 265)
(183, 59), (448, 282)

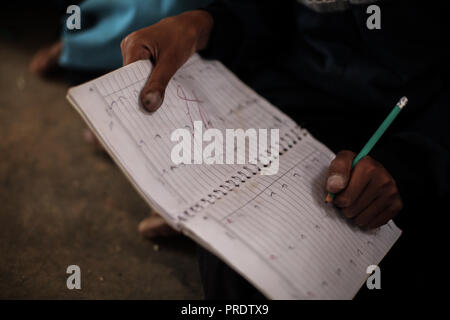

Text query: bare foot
(83, 129), (106, 153)
(139, 210), (179, 239)
(30, 41), (63, 75)
(85, 131), (176, 238)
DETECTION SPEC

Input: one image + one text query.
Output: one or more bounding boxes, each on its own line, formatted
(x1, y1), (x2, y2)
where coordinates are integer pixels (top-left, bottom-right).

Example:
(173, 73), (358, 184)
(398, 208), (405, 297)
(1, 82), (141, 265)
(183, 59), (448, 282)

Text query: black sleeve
(367, 2), (450, 231)
(198, 0), (450, 232)
(199, 0), (296, 70)
(372, 86), (450, 231)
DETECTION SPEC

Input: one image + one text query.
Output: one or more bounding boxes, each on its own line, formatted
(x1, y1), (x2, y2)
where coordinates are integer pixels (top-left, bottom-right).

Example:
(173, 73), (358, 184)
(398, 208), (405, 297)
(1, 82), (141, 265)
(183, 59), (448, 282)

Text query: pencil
(325, 96), (408, 203)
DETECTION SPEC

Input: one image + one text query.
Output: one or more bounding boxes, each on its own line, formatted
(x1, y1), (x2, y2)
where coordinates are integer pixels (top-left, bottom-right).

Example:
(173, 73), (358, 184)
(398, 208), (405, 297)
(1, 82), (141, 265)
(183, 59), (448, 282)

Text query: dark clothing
(197, 0), (450, 299)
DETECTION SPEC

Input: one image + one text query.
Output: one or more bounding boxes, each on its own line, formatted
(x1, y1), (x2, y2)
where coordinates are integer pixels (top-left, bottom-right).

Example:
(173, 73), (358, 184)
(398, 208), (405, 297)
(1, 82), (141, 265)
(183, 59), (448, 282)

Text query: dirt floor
(0, 7), (203, 299)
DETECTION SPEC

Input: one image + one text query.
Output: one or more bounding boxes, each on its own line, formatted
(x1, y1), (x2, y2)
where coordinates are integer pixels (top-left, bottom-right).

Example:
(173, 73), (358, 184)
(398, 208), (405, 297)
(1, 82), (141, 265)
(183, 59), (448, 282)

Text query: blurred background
(0, 1), (208, 299)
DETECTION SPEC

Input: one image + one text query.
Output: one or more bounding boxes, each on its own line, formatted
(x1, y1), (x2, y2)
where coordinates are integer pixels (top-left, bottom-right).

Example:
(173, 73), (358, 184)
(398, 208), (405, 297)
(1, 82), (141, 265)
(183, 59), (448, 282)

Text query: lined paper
(185, 136), (401, 299)
(68, 54), (401, 299)
(69, 54), (296, 222)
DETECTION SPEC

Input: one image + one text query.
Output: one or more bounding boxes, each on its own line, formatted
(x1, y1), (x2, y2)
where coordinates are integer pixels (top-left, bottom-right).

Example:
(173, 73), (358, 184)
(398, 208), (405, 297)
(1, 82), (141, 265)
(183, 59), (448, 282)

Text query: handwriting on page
(87, 55), (297, 211)
(193, 135), (400, 299)
(71, 54), (401, 299)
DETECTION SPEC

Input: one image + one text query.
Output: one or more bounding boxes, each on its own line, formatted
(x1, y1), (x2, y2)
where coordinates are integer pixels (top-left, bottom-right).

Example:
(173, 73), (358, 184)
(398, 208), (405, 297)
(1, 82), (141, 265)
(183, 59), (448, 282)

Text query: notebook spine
(178, 126), (308, 221)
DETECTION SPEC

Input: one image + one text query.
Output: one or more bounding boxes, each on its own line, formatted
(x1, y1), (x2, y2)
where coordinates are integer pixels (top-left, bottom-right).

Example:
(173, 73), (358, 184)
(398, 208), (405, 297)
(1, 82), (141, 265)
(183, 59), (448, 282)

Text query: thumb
(326, 150), (356, 193)
(140, 54), (183, 112)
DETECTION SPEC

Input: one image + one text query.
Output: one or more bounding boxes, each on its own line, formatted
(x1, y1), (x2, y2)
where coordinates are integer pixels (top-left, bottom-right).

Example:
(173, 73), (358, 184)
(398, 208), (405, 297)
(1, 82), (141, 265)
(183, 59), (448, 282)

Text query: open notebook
(67, 54), (401, 299)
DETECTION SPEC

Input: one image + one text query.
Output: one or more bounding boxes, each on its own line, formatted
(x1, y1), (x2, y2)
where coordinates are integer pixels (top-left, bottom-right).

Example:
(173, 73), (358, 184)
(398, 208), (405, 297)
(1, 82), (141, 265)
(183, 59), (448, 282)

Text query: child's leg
(29, 41), (62, 75)
(139, 209), (178, 239)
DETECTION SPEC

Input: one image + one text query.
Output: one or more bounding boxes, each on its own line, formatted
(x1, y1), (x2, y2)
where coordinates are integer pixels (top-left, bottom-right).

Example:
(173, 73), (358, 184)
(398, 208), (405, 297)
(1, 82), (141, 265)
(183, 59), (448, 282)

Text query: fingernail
(326, 174), (346, 192)
(143, 91), (162, 111)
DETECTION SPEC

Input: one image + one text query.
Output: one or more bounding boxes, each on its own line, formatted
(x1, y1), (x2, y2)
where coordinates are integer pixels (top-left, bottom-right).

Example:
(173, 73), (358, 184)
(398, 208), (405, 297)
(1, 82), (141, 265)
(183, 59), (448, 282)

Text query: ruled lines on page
(184, 134), (402, 299)
(69, 54), (297, 221)
(69, 53), (402, 299)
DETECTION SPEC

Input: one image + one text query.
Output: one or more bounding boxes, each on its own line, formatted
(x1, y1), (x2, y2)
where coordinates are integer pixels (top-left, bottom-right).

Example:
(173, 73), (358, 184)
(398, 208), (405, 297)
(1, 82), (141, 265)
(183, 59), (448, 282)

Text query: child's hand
(120, 10), (213, 112)
(325, 150), (403, 229)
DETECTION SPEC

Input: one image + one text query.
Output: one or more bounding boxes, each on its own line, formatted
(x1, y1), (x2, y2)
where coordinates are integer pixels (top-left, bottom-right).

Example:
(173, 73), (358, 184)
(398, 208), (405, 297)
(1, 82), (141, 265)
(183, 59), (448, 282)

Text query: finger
(366, 198), (403, 229)
(337, 157), (384, 215)
(334, 159), (375, 211)
(123, 43), (150, 66)
(326, 150), (356, 194)
(120, 39), (127, 66)
(140, 53), (183, 112)
(343, 165), (399, 220)
(120, 31), (151, 66)
(353, 195), (390, 228)
(340, 177), (379, 218)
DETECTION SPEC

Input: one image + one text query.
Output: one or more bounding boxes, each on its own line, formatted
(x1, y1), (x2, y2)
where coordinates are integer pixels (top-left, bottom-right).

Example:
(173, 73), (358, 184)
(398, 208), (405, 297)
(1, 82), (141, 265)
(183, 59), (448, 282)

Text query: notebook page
(68, 54), (401, 299)
(68, 54), (297, 225)
(183, 132), (402, 299)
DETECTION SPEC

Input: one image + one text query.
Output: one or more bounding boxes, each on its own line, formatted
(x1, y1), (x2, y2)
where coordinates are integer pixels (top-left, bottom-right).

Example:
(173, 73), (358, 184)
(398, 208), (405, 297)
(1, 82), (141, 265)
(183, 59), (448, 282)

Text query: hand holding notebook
(67, 54), (401, 299)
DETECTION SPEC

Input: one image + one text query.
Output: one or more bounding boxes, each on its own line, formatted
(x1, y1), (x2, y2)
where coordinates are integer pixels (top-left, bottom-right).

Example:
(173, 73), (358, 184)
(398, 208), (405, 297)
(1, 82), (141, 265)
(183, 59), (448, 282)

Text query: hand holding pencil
(324, 97), (407, 229)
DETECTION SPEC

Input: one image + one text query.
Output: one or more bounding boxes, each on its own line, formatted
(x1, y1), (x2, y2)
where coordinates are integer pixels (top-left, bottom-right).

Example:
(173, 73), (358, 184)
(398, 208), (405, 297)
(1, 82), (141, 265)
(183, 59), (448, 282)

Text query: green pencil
(325, 96), (408, 203)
